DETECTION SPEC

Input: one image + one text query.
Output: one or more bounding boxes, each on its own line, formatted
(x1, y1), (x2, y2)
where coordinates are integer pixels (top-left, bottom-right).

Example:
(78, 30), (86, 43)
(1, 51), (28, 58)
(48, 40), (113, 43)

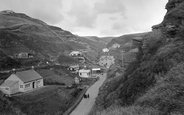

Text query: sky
(0, 0), (168, 37)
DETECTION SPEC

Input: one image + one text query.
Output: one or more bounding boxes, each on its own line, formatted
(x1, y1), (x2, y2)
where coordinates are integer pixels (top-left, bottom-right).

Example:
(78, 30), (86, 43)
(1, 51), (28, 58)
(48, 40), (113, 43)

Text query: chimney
(31, 66), (35, 69)
(12, 68), (16, 74)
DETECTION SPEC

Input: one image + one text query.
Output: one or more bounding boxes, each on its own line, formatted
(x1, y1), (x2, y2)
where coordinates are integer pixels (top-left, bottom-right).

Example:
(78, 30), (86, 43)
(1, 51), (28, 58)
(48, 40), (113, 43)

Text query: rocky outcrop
(163, 0), (184, 37)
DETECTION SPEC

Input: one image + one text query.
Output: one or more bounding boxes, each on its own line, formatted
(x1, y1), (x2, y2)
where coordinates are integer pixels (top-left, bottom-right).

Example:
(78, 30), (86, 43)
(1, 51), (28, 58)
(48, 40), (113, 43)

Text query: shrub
(136, 62), (184, 114)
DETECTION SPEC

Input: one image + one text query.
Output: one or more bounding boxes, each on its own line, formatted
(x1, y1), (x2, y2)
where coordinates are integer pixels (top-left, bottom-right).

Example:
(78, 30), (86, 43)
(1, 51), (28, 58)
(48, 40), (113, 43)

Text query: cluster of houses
(0, 49), (113, 96)
(67, 64), (102, 78)
(0, 64), (102, 96)
(98, 55), (115, 68)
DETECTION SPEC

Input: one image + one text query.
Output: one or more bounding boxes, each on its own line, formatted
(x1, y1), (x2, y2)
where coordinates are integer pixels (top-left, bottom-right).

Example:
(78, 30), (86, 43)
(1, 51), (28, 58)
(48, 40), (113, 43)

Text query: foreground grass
(9, 85), (81, 115)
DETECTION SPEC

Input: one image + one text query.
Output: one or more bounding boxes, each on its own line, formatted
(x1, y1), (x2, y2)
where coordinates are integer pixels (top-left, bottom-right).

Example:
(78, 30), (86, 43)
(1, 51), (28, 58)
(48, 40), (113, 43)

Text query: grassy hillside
(90, 0), (184, 114)
(0, 11), (106, 70)
(107, 32), (149, 48)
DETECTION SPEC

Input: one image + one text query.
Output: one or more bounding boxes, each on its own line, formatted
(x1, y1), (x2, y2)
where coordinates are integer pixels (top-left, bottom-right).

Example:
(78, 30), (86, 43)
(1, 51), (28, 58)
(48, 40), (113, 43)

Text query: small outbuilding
(74, 77), (80, 84)
(69, 51), (82, 57)
(0, 69), (44, 96)
(78, 69), (91, 78)
(92, 68), (101, 74)
(68, 65), (79, 73)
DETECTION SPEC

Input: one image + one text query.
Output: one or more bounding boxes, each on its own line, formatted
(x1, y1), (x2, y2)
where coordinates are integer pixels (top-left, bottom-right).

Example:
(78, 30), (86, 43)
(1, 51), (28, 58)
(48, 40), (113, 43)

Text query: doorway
(32, 82), (35, 89)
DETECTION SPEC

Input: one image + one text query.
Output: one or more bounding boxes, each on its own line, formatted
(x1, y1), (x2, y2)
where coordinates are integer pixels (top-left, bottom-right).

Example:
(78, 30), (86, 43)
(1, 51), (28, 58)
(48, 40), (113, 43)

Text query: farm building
(98, 56), (115, 68)
(78, 69), (91, 78)
(69, 51), (82, 57)
(68, 65), (79, 73)
(102, 48), (109, 52)
(92, 68), (101, 74)
(13, 52), (33, 58)
(0, 69), (43, 96)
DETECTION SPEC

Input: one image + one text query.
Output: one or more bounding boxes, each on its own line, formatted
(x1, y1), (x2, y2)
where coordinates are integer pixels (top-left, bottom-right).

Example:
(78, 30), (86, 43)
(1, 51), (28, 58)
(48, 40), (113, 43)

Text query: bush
(136, 62), (184, 114)
(97, 105), (159, 115)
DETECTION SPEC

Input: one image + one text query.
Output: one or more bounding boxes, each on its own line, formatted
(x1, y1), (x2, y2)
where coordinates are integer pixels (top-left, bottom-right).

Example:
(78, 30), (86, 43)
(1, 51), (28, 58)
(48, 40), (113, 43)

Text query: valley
(1, 0), (184, 115)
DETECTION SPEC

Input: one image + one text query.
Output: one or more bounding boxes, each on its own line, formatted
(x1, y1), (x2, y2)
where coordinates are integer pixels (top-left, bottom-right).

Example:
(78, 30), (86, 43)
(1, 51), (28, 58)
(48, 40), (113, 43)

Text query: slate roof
(15, 70), (43, 83)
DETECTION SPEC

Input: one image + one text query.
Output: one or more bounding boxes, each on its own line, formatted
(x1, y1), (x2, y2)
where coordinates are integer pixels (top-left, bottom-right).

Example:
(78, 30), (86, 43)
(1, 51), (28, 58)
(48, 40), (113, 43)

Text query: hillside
(90, 0), (184, 115)
(107, 32), (149, 48)
(83, 36), (114, 45)
(0, 11), (105, 70)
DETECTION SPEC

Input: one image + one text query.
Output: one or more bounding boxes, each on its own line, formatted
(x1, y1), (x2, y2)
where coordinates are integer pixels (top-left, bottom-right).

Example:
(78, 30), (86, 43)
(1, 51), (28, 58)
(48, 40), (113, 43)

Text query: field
(9, 85), (82, 115)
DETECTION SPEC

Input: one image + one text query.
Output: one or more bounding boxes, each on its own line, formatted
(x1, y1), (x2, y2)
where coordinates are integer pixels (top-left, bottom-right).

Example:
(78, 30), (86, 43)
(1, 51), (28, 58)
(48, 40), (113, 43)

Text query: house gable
(6, 74), (24, 84)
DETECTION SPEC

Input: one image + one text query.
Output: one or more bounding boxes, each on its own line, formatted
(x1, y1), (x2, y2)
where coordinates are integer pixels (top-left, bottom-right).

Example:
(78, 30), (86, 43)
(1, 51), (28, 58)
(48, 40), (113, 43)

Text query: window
(37, 80), (40, 84)
(5, 88), (9, 90)
(20, 85), (23, 88)
(25, 83), (30, 88)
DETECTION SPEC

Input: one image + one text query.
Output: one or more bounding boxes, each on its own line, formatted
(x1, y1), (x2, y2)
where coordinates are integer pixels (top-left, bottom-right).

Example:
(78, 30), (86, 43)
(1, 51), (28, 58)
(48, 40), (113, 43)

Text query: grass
(36, 68), (74, 86)
(135, 62), (184, 114)
(96, 105), (159, 115)
(10, 85), (81, 115)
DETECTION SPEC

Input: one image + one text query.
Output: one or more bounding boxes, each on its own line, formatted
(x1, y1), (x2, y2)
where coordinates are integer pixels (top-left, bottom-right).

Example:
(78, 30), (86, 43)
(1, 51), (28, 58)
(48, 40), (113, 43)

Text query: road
(70, 73), (107, 115)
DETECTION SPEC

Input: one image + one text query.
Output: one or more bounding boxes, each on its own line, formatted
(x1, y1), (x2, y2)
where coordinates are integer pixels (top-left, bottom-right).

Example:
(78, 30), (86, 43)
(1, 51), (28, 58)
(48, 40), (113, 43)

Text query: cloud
(112, 23), (122, 30)
(0, 0), (168, 37)
(0, 0), (63, 24)
(94, 0), (125, 14)
(68, 0), (97, 28)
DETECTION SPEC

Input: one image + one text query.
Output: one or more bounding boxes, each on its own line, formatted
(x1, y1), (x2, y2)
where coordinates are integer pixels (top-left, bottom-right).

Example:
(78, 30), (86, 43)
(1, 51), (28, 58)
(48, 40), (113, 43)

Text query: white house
(0, 69), (43, 96)
(99, 56), (115, 68)
(111, 43), (120, 49)
(102, 48), (109, 52)
(78, 69), (91, 78)
(69, 51), (82, 57)
(92, 68), (101, 74)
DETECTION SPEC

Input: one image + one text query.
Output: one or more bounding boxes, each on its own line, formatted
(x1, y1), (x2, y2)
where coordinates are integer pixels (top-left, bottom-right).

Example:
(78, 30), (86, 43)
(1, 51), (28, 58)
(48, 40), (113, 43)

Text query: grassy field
(10, 85), (82, 115)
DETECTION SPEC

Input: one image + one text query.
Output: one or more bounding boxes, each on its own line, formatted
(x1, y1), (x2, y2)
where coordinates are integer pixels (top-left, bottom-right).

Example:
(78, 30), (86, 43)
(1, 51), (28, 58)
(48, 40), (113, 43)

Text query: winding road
(70, 73), (107, 115)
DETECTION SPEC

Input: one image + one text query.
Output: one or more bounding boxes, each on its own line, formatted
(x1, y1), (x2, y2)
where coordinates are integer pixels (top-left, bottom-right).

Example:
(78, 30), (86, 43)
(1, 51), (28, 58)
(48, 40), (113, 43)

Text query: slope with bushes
(91, 0), (184, 114)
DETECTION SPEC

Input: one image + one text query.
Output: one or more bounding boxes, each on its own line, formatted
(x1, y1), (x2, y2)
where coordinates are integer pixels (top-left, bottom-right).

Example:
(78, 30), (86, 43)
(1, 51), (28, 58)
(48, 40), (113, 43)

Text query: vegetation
(9, 86), (81, 115)
(91, 1), (184, 114)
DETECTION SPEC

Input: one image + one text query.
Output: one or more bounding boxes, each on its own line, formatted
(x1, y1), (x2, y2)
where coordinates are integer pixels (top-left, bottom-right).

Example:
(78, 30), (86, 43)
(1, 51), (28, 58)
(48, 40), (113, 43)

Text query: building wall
(6, 74), (25, 92)
(37, 79), (44, 88)
(79, 72), (90, 78)
(10, 82), (19, 94)
(99, 56), (115, 68)
(24, 79), (43, 92)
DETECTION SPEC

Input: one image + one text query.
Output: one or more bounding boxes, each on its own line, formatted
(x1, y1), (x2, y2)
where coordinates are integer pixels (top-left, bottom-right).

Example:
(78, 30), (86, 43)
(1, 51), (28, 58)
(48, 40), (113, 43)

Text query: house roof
(92, 68), (101, 71)
(0, 80), (18, 87)
(79, 69), (91, 73)
(69, 51), (82, 55)
(15, 70), (43, 83)
(69, 65), (79, 68)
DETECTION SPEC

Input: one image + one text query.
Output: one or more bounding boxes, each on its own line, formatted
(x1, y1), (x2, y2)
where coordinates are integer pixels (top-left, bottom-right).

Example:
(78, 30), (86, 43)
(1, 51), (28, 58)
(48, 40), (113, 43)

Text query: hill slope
(90, 0), (184, 115)
(0, 11), (105, 69)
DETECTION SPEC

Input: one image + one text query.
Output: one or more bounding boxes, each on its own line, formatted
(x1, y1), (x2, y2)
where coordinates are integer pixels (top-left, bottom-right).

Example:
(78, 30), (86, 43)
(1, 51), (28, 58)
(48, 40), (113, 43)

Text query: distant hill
(83, 36), (114, 45)
(107, 32), (149, 48)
